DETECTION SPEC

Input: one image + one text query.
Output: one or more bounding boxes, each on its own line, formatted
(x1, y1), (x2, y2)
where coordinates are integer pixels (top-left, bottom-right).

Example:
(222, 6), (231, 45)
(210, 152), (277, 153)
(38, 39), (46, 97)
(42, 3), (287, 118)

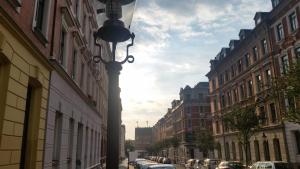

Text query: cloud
(121, 0), (272, 139)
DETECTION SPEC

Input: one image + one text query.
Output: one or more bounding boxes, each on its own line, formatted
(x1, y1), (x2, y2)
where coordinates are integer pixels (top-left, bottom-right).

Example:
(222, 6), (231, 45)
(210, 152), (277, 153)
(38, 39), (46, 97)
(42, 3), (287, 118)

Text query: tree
(269, 59), (300, 124)
(195, 130), (215, 157)
(223, 104), (260, 167)
(125, 140), (135, 157)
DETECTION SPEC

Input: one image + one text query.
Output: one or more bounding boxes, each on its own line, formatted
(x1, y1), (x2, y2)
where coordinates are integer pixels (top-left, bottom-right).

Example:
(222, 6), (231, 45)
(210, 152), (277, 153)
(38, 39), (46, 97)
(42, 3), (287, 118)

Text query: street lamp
(93, 1), (136, 169)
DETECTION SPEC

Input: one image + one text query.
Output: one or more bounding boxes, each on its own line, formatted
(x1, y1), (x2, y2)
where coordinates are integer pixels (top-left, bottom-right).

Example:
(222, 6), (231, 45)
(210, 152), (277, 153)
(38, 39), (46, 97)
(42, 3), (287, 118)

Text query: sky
(119, 0), (272, 140)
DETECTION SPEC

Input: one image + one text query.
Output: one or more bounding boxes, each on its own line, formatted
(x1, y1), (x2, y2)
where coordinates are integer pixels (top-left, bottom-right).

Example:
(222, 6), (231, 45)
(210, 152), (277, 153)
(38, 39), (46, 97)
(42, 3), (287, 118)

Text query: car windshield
(275, 163), (290, 169)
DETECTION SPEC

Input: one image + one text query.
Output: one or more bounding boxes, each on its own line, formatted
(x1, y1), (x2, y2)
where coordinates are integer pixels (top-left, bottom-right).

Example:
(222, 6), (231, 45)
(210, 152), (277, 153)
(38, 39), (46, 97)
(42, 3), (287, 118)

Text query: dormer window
(256, 17), (262, 25)
(272, 0), (280, 8)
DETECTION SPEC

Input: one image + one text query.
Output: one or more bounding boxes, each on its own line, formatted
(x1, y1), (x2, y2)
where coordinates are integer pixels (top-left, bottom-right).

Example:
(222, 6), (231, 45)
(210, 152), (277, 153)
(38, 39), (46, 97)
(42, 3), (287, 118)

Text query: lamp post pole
(94, 1), (136, 168)
(106, 61), (122, 169)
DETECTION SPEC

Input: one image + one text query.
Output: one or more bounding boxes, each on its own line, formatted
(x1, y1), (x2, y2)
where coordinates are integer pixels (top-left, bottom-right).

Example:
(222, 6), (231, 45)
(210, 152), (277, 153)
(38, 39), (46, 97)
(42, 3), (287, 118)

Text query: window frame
(276, 23), (284, 41)
(289, 11), (298, 33)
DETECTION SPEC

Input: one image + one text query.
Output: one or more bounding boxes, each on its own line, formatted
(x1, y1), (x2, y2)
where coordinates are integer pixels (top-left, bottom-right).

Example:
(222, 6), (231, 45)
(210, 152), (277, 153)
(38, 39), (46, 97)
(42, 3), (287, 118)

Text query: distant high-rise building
(135, 127), (153, 157)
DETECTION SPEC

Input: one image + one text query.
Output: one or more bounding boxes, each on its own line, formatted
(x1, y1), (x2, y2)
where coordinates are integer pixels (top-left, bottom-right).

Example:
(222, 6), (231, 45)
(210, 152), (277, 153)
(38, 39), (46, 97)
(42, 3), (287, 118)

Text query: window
(295, 131), (300, 154)
(68, 118), (74, 164)
(90, 130), (94, 165)
(276, 23), (284, 41)
(76, 123), (83, 168)
(256, 75), (262, 93)
(225, 70), (229, 81)
(273, 139), (282, 161)
(221, 95), (226, 108)
(84, 127), (89, 168)
(59, 28), (67, 68)
(270, 103), (277, 123)
(53, 112), (63, 162)
(239, 84), (245, 100)
(248, 80), (253, 97)
(272, 0), (280, 8)
(34, 0), (46, 32)
(233, 89), (238, 103)
(259, 106), (267, 125)
(219, 74), (223, 86)
(253, 46), (259, 62)
(214, 97), (218, 112)
(265, 69), (272, 87)
(216, 121), (220, 134)
(295, 47), (300, 59)
(227, 92), (232, 106)
(239, 142), (243, 161)
(254, 140), (261, 161)
(82, 14), (87, 34)
(263, 141), (270, 161)
(217, 143), (222, 159)
(80, 63), (85, 87)
(33, 0), (51, 37)
(262, 39), (268, 55)
(245, 53), (250, 67)
(75, 0), (80, 17)
(225, 142), (230, 160)
(232, 142), (236, 160)
(238, 60), (243, 73)
(212, 79), (216, 90)
(289, 12), (298, 32)
(281, 55), (289, 74)
(231, 65), (235, 78)
(71, 49), (77, 80)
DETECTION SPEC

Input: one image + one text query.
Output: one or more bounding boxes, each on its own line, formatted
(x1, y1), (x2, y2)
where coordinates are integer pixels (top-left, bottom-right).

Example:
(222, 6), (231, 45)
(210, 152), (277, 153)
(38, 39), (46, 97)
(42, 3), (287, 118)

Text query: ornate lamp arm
(93, 39), (109, 65)
(120, 33), (135, 64)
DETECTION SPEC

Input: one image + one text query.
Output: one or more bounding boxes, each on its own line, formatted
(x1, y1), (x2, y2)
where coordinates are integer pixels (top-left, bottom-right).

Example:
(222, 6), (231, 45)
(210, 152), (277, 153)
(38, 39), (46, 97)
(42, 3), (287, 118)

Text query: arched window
(254, 140), (261, 161)
(273, 138), (282, 161)
(216, 143), (222, 159)
(239, 142), (244, 161)
(225, 142), (230, 160)
(232, 142), (236, 160)
(263, 140), (270, 161)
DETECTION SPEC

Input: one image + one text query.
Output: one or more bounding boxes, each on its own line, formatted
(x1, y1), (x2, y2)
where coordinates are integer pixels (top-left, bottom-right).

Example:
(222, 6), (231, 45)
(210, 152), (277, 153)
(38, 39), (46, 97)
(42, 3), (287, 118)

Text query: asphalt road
(121, 158), (186, 169)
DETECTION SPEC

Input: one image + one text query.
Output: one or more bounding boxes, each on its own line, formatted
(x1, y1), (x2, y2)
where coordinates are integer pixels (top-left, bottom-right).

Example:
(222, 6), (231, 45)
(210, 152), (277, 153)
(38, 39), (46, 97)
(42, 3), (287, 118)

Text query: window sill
(33, 27), (48, 45)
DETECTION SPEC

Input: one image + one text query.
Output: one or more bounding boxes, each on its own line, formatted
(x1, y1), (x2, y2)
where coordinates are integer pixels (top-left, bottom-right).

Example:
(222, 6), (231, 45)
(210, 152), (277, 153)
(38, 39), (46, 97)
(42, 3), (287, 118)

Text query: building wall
(206, 0), (300, 167)
(43, 71), (103, 169)
(0, 16), (51, 169)
(120, 125), (125, 159)
(43, 0), (109, 168)
(0, 0), (53, 168)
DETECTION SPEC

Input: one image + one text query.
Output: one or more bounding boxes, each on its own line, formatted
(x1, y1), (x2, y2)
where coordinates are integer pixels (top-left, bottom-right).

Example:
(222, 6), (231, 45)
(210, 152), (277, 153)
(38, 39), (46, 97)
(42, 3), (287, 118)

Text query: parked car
(137, 161), (158, 169)
(251, 162), (290, 169)
(193, 159), (204, 169)
(163, 158), (172, 164)
(203, 159), (220, 169)
(134, 159), (147, 169)
(148, 164), (176, 169)
(158, 157), (164, 163)
(216, 161), (244, 169)
(185, 159), (196, 169)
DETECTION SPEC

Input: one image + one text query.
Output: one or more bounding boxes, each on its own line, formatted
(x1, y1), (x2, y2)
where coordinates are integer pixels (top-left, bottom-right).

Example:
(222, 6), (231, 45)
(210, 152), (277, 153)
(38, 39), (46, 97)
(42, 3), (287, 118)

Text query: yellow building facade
(0, 19), (51, 169)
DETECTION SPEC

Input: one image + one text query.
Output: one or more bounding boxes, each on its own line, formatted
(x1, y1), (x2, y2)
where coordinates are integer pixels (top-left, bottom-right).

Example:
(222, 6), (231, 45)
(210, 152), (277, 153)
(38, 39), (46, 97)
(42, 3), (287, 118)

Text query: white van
(251, 161), (290, 169)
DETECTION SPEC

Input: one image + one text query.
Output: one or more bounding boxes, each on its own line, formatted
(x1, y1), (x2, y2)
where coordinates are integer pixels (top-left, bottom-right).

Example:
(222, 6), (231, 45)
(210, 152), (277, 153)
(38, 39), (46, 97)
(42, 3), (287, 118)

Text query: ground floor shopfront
(214, 124), (300, 169)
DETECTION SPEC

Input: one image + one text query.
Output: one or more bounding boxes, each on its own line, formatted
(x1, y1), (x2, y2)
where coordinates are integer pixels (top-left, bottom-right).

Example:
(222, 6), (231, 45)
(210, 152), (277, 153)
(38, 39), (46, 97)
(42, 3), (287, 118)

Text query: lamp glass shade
(95, 0), (136, 29)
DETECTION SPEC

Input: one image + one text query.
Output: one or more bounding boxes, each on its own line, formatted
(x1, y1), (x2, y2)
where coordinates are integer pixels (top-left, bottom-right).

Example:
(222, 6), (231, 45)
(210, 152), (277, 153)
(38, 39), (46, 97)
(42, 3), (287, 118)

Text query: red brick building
(206, 0), (300, 168)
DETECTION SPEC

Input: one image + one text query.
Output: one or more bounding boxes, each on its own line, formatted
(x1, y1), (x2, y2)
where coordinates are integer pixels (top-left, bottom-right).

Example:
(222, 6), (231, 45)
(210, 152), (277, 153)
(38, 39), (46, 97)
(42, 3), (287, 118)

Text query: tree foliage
(195, 130), (215, 153)
(223, 104), (260, 166)
(125, 140), (135, 156)
(269, 59), (300, 124)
